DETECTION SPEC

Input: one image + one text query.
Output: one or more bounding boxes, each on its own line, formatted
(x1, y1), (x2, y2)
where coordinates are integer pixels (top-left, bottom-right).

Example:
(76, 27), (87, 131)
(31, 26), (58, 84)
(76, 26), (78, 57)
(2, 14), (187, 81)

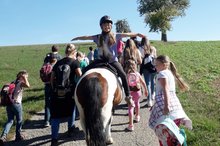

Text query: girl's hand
(137, 33), (145, 38)
(163, 106), (170, 115)
(22, 74), (28, 79)
(71, 37), (77, 41)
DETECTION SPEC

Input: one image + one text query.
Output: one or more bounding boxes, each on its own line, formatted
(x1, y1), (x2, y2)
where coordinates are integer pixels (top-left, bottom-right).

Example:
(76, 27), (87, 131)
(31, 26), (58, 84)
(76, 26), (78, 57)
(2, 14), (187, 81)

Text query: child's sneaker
(51, 138), (58, 146)
(134, 115), (140, 123)
(147, 99), (153, 107)
(44, 121), (50, 127)
(0, 135), (7, 145)
(126, 124), (134, 131)
(15, 134), (25, 142)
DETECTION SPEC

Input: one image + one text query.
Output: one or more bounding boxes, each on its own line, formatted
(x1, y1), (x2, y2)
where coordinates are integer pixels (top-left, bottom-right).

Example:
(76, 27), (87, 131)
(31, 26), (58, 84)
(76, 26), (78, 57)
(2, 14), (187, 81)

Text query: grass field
(0, 41), (220, 145)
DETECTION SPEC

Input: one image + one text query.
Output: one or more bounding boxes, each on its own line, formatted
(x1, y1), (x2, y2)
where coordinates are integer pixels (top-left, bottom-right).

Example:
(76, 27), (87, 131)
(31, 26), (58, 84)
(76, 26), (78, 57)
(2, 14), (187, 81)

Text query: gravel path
(4, 98), (159, 146)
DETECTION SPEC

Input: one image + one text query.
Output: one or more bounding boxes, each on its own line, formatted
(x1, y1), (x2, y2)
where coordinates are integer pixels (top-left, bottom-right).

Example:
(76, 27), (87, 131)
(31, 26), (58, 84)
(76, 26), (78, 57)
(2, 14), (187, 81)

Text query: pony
(74, 68), (123, 146)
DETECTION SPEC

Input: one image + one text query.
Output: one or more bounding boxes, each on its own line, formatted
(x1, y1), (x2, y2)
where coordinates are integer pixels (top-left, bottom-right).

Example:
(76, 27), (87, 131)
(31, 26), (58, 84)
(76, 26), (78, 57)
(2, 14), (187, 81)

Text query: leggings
(110, 61), (130, 97)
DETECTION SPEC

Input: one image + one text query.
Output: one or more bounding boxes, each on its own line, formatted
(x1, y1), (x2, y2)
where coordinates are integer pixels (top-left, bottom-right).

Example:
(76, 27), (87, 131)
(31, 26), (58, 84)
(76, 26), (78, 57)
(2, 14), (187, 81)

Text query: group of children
(0, 15), (192, 146)
(72, 15), (192, 145)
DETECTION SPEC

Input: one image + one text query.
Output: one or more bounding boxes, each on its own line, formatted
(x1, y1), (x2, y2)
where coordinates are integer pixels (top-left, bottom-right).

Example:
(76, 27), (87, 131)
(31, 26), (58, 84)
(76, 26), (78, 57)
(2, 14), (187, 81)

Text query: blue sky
(0, 0), (220, 46)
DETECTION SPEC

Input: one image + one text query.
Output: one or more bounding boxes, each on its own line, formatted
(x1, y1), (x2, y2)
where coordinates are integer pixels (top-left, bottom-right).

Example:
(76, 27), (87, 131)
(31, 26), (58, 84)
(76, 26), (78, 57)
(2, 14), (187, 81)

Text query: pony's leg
(102, 102), (114, 144)
(105, 116), (113, 145)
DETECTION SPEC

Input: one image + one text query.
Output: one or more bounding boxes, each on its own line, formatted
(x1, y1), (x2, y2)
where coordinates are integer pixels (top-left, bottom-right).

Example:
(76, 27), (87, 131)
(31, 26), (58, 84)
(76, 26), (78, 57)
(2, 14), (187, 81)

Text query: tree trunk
(161, 31), (167, 42)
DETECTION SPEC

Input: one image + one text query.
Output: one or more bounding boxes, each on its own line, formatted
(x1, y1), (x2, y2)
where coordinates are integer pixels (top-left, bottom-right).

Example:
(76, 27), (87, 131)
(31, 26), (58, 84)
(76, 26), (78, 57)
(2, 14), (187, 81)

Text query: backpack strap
(10, 80), (20, 101)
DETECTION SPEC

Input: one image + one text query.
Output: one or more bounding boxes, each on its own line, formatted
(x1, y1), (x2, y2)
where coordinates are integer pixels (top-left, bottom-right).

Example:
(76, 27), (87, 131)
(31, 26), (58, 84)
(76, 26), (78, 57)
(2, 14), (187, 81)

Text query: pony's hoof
(106, 137), (113, 145)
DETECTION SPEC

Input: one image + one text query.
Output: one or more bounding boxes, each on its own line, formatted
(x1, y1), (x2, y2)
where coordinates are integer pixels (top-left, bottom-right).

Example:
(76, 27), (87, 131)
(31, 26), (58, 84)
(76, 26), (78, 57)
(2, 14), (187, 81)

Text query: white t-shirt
(138, 46), (145, 58)
(155, 69), (176, 95)
(14, 81), (23, 104)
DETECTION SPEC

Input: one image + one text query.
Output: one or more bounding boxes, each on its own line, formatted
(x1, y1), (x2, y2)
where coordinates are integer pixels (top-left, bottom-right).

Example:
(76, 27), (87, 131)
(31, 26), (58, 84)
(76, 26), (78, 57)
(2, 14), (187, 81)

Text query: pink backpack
(127, 72), (141, 91)
(117, 40), (124, 54)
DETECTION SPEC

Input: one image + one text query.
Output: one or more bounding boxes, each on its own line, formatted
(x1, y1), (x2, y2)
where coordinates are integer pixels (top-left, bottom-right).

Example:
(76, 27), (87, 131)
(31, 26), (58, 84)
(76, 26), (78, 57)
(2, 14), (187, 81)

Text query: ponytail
(170, 61), (189, 92)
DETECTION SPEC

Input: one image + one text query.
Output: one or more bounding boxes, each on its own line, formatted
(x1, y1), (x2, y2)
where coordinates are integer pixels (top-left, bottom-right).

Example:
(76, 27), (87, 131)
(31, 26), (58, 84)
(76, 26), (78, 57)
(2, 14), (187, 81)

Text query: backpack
(127, 72), (141, 92)
(117, 40), (124, 54)
(40, 63), (53, 83)
(155, 117), (187, 146)
(141, 54), (156, 73)
(55, 63), (71, 97)
(0, 82), (16, 106)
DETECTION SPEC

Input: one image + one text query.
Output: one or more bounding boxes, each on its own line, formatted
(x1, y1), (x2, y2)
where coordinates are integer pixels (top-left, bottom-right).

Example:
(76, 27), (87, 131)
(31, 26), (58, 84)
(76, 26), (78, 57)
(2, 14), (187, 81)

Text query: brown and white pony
(74, 68), (123, 146)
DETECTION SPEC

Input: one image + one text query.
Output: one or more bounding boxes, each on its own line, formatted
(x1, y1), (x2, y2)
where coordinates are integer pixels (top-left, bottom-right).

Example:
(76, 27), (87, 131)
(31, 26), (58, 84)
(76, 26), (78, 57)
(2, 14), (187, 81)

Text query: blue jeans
(44, 84), (51, 123)
(1, 103), (22, 137)
(143, 69), (155, 101)
(51, 106), (76, 139)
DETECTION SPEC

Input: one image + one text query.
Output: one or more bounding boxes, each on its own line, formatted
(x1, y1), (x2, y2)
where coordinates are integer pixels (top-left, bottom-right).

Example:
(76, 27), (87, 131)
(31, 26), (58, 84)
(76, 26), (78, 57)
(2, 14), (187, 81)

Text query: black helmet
(99, 15), (113, 26)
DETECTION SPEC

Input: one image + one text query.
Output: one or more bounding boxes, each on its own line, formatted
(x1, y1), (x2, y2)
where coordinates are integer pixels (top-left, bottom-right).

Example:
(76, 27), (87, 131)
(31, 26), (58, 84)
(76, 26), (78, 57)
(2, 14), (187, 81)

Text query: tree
(137, 0), (190, 42)
(115, 19), (131, 33)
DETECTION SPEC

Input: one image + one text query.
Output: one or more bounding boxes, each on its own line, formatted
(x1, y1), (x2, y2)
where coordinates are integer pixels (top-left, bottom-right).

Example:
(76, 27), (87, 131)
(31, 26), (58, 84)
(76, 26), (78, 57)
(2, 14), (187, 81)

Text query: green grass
(0, 41), (220, 145)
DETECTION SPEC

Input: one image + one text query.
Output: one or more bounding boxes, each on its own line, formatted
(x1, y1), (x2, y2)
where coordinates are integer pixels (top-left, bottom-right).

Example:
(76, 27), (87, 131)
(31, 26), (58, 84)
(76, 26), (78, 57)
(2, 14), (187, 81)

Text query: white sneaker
(44, 122), (50, 127)
(147, 100), (153, 107)
(152, 92), (155, 100)
(134, 115), (140, 123)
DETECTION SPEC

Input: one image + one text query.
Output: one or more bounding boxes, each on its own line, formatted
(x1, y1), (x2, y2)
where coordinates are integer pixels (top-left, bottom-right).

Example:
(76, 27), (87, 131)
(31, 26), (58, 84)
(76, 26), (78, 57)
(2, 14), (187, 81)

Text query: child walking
(126, 59), (148, 131)
(148, 55), (192, 145)
(0, 70), (30, 144)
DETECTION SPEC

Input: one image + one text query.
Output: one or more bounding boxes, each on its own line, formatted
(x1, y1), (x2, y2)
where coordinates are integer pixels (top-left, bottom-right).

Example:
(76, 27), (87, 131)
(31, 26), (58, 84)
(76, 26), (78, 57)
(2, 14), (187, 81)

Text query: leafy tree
(137, 0), (190, 42)
(115, 19), (131, 33)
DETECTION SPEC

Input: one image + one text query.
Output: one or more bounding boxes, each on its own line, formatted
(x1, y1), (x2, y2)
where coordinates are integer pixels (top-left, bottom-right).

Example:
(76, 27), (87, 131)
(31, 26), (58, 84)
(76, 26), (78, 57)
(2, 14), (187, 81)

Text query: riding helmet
(99, 15), (113, 26)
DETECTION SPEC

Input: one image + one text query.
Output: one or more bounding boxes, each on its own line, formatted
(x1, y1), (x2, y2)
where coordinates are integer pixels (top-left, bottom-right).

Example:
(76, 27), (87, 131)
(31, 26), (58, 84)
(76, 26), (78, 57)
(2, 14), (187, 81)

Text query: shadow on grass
(22, 94), (44, 104)
(26, 87), (44, 92)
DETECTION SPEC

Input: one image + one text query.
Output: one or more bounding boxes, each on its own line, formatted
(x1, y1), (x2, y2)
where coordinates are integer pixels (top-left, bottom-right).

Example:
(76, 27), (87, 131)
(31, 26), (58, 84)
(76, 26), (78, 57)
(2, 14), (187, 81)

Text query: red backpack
(0, 82), (16, 106)
(40, 63), (53, 83)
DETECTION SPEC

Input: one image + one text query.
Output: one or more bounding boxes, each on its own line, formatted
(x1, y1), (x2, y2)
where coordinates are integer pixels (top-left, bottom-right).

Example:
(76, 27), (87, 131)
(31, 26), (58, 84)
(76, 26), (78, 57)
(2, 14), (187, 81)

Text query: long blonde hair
(97, 34), (113, 62)
(99, 32), (116, 48)
(123, 39), (138, 63)
(156, 55), (189, 92)
(140, 36), (151, 54)
(125, 59), (137, 74)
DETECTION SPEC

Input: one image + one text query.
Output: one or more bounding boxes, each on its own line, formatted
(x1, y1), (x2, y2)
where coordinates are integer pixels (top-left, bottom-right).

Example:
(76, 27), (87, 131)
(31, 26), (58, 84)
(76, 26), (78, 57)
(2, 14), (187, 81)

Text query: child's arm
(21, 74), (30, 88)
(159, 78), (170, 115)
(75, 67), (82, 77)
(139, 76), (148, 97)
(71, 35), (93, 41)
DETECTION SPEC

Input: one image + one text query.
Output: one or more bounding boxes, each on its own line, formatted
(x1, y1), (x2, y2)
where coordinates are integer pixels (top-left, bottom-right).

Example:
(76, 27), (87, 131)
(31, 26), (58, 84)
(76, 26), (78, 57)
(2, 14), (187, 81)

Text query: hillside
(0, 41), (220, 145)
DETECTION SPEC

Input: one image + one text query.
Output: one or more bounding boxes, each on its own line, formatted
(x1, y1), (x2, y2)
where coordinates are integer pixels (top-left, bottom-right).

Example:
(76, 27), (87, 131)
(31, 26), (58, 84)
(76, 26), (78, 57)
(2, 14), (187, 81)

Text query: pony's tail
(83, 77), (106, 146)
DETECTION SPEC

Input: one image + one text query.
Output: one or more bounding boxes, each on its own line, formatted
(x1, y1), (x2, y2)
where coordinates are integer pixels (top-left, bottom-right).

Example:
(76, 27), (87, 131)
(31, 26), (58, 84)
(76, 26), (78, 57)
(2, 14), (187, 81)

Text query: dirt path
(4, 98), (159, 146)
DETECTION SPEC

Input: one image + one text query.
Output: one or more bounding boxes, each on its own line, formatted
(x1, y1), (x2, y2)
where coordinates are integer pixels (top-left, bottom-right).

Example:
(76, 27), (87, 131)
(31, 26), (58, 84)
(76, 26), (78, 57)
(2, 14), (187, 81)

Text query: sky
(0, 0), (220, 46)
